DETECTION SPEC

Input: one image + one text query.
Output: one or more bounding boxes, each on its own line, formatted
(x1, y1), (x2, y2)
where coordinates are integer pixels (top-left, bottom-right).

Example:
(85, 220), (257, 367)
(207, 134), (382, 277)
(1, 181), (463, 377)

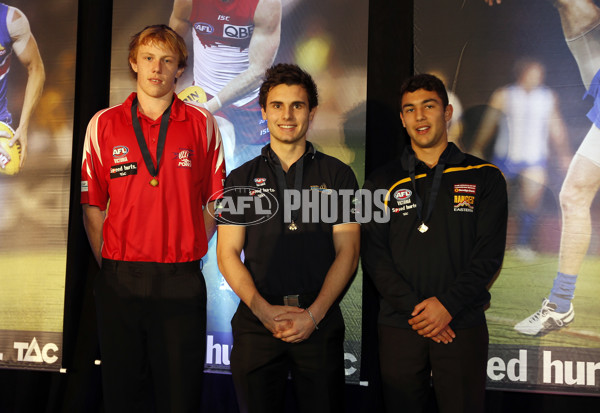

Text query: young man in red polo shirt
(80, 24), (225, 412)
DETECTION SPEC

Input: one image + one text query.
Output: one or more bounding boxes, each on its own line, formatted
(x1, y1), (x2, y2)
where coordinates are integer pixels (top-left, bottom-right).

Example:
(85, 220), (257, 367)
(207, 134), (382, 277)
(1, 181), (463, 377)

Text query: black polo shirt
(217, 142), (358, 296)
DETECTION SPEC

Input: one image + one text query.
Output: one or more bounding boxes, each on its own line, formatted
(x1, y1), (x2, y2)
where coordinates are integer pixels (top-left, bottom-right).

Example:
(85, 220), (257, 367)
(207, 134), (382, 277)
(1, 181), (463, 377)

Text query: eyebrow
(401, 98), (439, 110)
(139, 51), (176, 59)
(268, 100), (306, 106)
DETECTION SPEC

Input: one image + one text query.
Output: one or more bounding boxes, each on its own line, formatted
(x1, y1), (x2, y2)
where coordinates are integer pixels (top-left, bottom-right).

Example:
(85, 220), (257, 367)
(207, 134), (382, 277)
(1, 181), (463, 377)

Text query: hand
(254, 303), (298, 335)
(0, 141), (10, 160)
(428, 325), (456, 344)
(10, 126), (27, 168)
(273, 309), (318, 343)
(408, 297), (453, 338)
(484, 0), (501, 5)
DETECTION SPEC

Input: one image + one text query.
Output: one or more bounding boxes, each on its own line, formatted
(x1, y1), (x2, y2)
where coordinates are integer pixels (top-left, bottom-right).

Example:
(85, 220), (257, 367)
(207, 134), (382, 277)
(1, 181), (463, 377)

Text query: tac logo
(194, 22), (214, 34)
(112, 145), (129, 158)
(223, 24), (254, 39)
(393, 189), (412, 201)
(14, 338), (59, 364)
(254, 177), (266, 186)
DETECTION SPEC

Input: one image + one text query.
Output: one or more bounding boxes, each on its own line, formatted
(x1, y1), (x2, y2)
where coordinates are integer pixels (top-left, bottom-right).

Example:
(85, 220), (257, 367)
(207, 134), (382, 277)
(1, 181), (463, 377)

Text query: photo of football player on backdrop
(486, 0), (600, 336)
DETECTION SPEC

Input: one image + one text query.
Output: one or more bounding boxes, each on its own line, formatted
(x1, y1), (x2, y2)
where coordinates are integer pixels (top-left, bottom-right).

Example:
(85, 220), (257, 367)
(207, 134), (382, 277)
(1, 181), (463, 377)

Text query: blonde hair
(128, 24), (188, 79)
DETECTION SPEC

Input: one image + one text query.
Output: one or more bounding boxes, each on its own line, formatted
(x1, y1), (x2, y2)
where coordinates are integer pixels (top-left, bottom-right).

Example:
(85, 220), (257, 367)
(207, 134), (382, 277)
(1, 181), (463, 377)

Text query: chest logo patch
(112, 145), (129, 163)
(310, 184), (333, 194)
(393, 188), (414, 207)
(110, 162), (137, 179)
(453, 184), (477, 212)
(454, 183), (477, 194)
(393, 188), (412, 201)
(174, 148), (194, 168)
(254, 177), (266, 186)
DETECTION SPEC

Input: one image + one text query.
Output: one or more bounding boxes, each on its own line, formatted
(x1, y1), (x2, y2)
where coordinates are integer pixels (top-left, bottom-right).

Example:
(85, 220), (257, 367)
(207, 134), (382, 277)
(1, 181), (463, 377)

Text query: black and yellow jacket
(362, 142), (508, 329)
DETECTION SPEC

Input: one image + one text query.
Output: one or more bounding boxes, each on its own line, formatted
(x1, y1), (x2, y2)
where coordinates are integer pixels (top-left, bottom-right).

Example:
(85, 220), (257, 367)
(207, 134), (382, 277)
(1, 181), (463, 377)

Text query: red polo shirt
(81, 93), (225, 263)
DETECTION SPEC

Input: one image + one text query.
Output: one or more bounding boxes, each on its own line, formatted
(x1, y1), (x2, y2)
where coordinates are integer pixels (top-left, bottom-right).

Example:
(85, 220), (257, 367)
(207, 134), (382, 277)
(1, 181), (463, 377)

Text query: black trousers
(378, 323), (489, 413)
(94, 259), (207, 413)
(230, 302), (346, 413)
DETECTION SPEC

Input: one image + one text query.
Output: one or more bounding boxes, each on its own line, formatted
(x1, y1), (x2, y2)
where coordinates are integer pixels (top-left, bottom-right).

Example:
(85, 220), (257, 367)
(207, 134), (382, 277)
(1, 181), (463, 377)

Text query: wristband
(305, 308), (319, 330)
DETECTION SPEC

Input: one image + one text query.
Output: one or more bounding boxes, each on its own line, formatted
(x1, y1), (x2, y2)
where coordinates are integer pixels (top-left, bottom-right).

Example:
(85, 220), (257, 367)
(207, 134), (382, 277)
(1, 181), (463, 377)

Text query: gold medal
(288, 221), (298, 231)
(418, 222), (428, 233)
(150, 178), (159, 187)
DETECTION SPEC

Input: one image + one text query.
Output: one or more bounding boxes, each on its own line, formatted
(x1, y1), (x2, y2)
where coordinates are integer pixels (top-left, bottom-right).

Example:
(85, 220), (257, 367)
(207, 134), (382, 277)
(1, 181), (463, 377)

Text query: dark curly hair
(259, 63), (318, 110)
(399, 73), (449, 108)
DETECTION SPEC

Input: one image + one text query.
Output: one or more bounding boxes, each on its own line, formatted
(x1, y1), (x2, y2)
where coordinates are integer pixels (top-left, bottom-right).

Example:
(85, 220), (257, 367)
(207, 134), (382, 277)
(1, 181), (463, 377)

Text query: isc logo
(112, 145), (129, 157)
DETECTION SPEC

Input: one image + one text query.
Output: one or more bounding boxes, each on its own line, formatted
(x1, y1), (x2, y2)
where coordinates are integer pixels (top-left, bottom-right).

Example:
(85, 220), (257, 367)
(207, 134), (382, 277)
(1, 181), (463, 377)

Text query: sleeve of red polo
(80, 111), (109, 210)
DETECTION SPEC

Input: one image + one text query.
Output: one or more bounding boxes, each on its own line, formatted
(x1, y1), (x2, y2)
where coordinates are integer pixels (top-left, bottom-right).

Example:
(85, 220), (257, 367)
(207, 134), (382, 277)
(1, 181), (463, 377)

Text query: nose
(282, 106), (293, 120)
(415, 108), (426, 121)
(152, 60), (162, 73)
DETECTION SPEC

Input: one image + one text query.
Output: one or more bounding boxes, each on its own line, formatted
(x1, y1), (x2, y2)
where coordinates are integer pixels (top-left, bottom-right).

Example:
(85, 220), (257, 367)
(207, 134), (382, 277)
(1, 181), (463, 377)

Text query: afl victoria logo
(393, 189), (412, 201)
(112, 145), (129, 157)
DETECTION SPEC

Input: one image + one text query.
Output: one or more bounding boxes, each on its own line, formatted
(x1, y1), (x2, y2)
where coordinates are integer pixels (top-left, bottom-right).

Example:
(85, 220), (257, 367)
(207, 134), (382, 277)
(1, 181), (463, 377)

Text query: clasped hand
(408, 297), (456, 344)
(259, 305), (318, 344)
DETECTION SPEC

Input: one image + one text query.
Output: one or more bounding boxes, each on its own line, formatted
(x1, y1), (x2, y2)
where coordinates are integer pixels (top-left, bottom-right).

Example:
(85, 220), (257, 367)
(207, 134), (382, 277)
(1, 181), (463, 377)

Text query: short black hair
(259, 63), (318, 110)
(399, 73), (449, 108)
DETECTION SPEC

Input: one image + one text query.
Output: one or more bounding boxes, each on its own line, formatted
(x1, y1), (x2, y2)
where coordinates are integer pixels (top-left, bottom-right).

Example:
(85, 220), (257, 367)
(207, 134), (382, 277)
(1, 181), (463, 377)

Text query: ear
(129, 58), (138, 74)
(308, 106), (317, 121)
(444, 104), (453, 122)
(261, 107), (267, 121)
(399, 112), (406, 128)
(176, 67), (185, 79)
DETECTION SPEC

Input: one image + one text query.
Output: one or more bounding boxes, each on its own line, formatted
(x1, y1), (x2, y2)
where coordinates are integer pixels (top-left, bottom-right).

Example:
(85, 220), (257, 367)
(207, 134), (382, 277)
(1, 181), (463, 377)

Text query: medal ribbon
(273, 151), (304, 229)
(408, 153), (445, 231)
(131, 97), (173, 185)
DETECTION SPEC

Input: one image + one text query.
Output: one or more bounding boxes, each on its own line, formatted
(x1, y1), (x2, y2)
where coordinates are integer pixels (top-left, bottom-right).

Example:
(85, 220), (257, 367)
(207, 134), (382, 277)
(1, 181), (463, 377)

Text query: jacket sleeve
(437, 166), (508, 317)
(361, 177), (421, 315)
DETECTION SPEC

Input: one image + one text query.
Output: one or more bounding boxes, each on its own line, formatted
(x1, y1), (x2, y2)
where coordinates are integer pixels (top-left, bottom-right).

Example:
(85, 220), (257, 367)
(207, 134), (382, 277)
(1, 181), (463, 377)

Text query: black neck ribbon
(408, 154), (445, 229)
(130, 97), (173, 179)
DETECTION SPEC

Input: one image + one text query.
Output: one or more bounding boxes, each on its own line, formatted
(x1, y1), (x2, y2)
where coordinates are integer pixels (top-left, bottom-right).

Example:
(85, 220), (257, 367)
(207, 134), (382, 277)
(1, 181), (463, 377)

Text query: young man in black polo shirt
(216, 63), (360, 413)
(362, 74), (508, 413)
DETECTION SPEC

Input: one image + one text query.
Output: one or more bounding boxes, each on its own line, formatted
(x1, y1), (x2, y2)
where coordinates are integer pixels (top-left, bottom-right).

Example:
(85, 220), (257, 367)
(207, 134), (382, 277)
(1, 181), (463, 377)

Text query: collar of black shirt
(261, 141), (317, 168)
(401, 141), (465, 170)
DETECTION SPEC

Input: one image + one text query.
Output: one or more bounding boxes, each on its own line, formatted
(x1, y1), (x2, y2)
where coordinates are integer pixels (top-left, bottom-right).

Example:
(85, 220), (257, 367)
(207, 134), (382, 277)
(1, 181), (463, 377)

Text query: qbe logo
(223, 24), (254, 39)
